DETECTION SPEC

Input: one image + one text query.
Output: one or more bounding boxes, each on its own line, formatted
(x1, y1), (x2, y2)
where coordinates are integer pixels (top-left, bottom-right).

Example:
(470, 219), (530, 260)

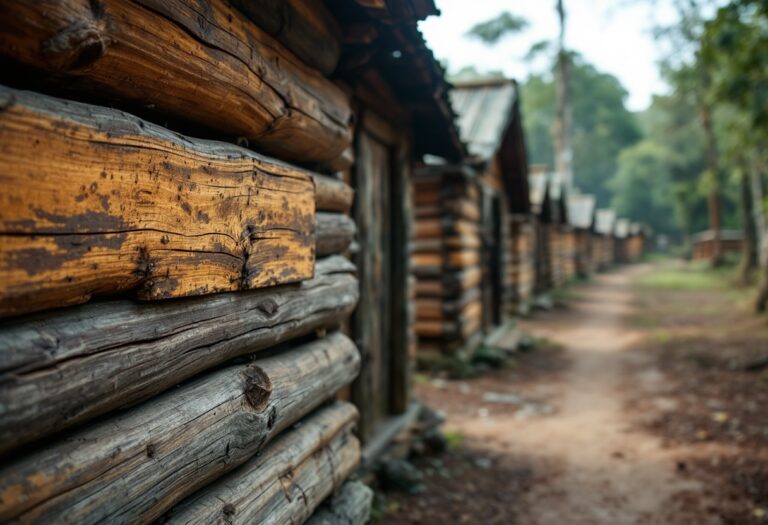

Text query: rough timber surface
(0, 86), (316, 317)
(0, 256), (358, 455)
(164, 402), (360, 524)
(0, 0), (352, 164)
(0, 332), (361, 525)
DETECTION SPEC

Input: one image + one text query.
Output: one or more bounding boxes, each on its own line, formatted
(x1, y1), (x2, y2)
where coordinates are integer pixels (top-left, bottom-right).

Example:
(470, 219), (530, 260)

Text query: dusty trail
(455, 266), (716, 524)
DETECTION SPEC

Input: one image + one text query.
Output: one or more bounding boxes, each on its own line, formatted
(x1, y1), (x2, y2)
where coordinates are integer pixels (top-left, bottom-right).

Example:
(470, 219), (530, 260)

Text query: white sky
(420, 0), (680, 111)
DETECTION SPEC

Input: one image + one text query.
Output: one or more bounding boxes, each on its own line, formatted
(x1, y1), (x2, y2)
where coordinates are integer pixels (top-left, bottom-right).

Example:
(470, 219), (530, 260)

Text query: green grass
(637, 261), (734, 291)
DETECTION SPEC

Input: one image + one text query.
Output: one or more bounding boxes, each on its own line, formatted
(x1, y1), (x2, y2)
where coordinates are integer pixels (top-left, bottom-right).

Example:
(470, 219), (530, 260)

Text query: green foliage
(466, 11), (529, 44)
(608, 141), (677, 234)
(520, 56), (642, 206)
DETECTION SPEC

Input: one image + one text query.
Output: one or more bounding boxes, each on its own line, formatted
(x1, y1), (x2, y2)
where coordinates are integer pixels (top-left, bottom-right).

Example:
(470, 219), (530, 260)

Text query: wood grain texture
(0, 86), (315, 317)
(305, 481), (373, 525)
(228, 0), (341, 76)
(0, 0), (352, 164)
(164, 402), (360, 524)
(316, 212), (356, 256)
(0, 255), (358, 455)
(313, 174), (355, 213)
(0, 332), (361, 525)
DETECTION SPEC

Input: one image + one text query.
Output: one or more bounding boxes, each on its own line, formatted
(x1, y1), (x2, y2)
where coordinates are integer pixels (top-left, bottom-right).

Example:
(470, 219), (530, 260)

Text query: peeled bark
(164, 402), (360, 524)
(0, 333), (361, 525)
(0, 256), (358, 455)
(0, 86), (316, 317)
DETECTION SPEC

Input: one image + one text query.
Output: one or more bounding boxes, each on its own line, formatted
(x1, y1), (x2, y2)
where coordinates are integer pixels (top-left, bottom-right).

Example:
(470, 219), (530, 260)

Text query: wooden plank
(228, 0), (341, 75)
(306, 481), (373, 525)
(0, 256), (358, 455)
(0, 86), (315, 317)
(164, 402), (360, 524)
(314, 174), (355, 213)
(316, 212), (356, 256)
(0, 0), (352, 164)
(0, 332), (361, 525)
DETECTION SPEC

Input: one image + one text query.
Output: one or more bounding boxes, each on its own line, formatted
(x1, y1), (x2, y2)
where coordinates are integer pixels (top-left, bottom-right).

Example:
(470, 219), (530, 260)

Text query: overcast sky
(420, 0), (680, 111)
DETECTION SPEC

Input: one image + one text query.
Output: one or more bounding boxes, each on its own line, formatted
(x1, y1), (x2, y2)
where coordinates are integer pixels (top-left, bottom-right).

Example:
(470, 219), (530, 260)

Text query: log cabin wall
(567, 194), (597, 278)
(449, 78), (532, 323)
(560, 227), (578, 283)
(530, 170), (555, 294)
(0, 0), (449, 521)
(413, 166), (484, 360)
(509, 215), (537, 314)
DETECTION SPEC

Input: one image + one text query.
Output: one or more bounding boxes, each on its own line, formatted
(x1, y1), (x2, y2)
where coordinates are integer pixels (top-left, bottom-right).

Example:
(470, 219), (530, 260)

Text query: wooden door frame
(351, 109), (412, 444)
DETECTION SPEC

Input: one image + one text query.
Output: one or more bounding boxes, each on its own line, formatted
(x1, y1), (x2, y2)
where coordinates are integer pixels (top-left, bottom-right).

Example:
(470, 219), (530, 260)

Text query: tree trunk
(700, 103), (723, 266)
(739, 164), (758, 284)
(752, 151), (768, 311)
(553, 0), (573, 190)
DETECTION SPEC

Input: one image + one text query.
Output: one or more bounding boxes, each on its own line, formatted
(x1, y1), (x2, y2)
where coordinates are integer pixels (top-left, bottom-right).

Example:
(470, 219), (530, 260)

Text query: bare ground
(375, 262), (768, 524)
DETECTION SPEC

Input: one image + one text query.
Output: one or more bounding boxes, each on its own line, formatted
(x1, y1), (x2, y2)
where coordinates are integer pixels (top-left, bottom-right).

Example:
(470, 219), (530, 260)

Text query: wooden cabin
(448, 79), (531, 325)
(567, 194), (598, 277)
(614, 218), (631, 263)
(413, 165), (484, 360)
(546, 172), (570, 289)
(626, 223), (647, 262)
(0, 0), (462, 522)
(332, 1), (466, 461)
(692, 229), (743, 261)
(412, 78), (530, 360)
(594, 209), (618, 270)
(529, 169), (554, 295)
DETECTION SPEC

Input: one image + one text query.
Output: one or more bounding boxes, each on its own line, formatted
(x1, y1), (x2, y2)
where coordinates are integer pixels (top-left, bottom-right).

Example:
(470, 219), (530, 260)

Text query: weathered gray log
(317, 212), (357, 256)
(0, 0), (351, 164)
(0, 332), (361, 525)
(0, 85), (317, 317)
(228, 0), (341, 75)
(306, 481), (374, 525)
(314, 174), (355, 213)
(164, 402), (360, 524)
(0, 256), (358, 455)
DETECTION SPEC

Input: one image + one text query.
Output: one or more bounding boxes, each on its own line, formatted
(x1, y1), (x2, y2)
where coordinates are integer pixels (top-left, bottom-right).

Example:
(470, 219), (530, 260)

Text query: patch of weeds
(414, 373), (430, 385)
(638, 261), (735, 290)
(653, 329), (671, 344)
(529, 336), (562, 351)
(443, 430), (465, 450)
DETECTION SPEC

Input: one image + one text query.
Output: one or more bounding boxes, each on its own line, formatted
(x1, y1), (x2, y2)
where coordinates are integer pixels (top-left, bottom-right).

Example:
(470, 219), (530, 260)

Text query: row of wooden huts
(0, 2), (647, 523)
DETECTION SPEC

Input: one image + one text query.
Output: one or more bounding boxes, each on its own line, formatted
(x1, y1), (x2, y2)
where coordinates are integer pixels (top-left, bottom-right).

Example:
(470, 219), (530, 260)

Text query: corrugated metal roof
(595, 209), (616, 235)
(568, 194), (596, 229)
(449, 79), (517, 160)
(529, 171), (548, 211)
(614, 218), (630, 238)
(547, 171), (564, 200)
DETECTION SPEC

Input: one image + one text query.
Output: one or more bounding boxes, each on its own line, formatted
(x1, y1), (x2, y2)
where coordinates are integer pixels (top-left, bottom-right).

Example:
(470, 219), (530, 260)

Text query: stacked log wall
(413, 169), (483, 358)
(0, 0), (368, 521)
(509, 215), (536, 314)
(560, 228), (578, 282)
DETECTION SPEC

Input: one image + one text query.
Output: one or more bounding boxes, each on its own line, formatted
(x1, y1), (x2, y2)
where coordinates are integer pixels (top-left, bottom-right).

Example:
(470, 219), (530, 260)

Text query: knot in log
(243, 365), (272, 411)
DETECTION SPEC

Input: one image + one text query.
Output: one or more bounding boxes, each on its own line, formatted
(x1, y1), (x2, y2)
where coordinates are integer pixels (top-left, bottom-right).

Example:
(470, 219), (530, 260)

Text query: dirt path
(458, 266), (716, 524)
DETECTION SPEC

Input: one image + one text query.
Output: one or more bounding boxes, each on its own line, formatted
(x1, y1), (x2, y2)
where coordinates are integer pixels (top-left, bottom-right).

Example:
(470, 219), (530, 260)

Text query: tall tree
(520, 58), (641, 206)
(554, 0), (573, 190)
(703, 0), (768, 309)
